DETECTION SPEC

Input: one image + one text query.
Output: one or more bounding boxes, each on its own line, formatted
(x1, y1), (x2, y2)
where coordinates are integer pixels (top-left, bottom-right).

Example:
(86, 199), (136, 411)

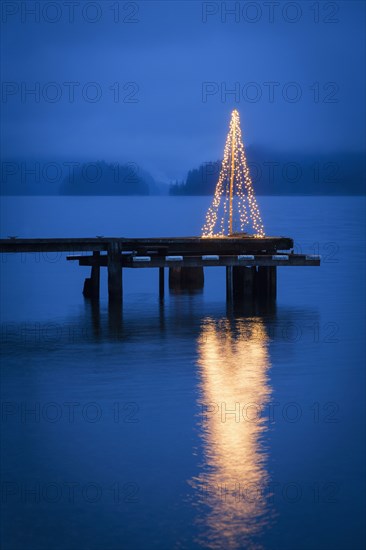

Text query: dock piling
(234, 266), (256, 300)
(83, 251), (100, 299)
(159, 267), (165, 299)
(107, 243), (122, 302)
(255, 266), (277, 300)
(169, 267), (204, 292)
(226, 266), (233, 301)
(227, 266), (257, 302)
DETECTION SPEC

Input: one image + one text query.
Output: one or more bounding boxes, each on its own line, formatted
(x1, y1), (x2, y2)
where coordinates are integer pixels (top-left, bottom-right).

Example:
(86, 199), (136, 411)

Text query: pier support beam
(83, 251), (100, 299)
(226, 266), (233, 301)
(159, 267), (165, 299)
(234, 266), (256, 300)
(108, 243), (122, 302)
(227, 266), (256, 302)
(169, 267), (204, 292)
(255, 266), (277, 300)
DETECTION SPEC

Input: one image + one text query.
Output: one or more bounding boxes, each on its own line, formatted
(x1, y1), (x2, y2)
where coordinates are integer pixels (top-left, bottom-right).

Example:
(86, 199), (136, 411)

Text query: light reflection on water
(192, 316), (273, 549)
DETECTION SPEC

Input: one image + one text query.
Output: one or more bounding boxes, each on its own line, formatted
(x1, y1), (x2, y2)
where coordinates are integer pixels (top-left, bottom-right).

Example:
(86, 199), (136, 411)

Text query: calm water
(1, 196), (365, 550)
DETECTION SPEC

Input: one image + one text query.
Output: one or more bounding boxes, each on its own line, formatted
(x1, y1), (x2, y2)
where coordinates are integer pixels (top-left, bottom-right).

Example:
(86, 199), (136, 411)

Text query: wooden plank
(123, 257), (319, 268)
(0, 235), (294, 254)
(67, 254), (320, 268)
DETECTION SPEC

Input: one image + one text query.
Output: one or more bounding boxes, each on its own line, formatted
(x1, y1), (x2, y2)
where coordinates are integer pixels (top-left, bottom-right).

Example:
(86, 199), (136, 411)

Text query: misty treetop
(0, 161), (154, 195)
(60, 161), (150, 195)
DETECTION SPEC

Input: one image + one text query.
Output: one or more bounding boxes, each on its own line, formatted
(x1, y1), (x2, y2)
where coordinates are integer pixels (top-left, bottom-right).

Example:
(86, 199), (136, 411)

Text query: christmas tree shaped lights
(202, 110), (265, 238)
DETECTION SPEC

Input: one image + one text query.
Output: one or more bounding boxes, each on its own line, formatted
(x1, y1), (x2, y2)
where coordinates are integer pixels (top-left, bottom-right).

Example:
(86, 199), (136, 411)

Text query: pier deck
(0, 235), (320, 302)
(0, 235), (292, 254)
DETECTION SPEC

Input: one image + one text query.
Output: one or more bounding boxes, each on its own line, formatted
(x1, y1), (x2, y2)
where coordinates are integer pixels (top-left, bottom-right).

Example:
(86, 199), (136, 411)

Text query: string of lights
(202, 110), (265, 238)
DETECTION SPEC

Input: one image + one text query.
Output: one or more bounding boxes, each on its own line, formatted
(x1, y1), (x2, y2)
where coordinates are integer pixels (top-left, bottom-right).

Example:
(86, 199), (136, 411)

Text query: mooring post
(255, 266), (277, 299)
(232, 266), (256, 301)
(169, 267), (204, 292)
(83, 251), (100, 299)
(108, 243), (122, 302)
(269, 266), (277, 299)
(225, 265), (278, 304)
(90, 251), (101, 298)
(159, 267), (165, 299)
(226, 266), (233, 301)
(255, 267), (267, 297)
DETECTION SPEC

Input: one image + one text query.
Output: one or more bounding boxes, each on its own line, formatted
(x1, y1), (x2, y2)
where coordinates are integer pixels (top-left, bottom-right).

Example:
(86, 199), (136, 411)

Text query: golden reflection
(192, 317), (272, 549)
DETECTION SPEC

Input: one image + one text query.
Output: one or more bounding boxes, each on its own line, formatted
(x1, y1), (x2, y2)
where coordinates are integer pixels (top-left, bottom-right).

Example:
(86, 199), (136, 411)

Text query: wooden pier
(0, 236), (320, 302)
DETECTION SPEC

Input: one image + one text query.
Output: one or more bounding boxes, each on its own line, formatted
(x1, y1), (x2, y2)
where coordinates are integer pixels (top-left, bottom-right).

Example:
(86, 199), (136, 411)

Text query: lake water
(1, 196), (365, 550)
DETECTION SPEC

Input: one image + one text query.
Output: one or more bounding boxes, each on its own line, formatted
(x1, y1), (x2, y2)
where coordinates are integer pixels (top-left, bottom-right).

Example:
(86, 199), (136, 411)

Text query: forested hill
(0, 161), (158, 195)
(170, 150), (365, 195)
(60, 161), (155, 195)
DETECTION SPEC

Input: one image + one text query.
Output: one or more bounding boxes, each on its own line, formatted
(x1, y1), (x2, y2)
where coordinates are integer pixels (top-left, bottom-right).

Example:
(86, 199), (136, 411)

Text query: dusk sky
(2, 0), (365, 181)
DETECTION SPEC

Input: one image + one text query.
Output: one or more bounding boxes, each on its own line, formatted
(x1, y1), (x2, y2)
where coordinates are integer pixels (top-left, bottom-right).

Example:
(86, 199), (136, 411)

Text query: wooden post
(232, 266), (255, 301)
(269, 266), (277, 299)
(226, 266), (233, 301)
(255, 266), (276, 300)
(108, 300), (123, 338)
(83, 251), (100, 299)
(108, 243), (122, 302)
(255, 267), (268, 297)
(159, 267), (165, 299)
(244, 266), (256, 299)
(169, 267), (204, 292)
